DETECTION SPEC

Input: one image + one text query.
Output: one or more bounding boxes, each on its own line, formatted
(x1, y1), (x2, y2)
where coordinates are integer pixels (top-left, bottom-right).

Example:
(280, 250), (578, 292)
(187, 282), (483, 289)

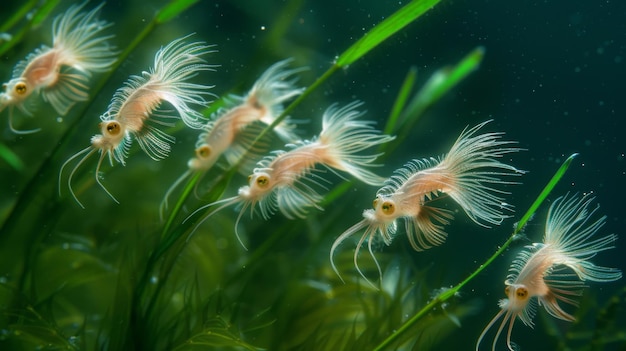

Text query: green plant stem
(0, 0), (60, 57)
(372, 153), (578, 351)
(0, 0), (38, 33)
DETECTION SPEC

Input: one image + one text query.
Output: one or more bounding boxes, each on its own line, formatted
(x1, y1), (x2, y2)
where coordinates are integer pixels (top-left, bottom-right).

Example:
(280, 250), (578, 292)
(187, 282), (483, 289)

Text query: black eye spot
(196, 145), (211, 159)
(106, 122), (121, 135)
(256, 175), (269, 188)
(381, 201), (395, 215)
(15, 82), (27, 95)
(515, 287), (528, 299)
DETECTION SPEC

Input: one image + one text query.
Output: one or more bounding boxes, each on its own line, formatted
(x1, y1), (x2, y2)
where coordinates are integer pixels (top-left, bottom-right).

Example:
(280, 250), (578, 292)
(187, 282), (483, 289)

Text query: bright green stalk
(372, 153), (578, 351)
(336, 0), (442, 67)
(163, 0), (442, 243)
(0, 0), (61, 56)
(383, 67), (418, 137)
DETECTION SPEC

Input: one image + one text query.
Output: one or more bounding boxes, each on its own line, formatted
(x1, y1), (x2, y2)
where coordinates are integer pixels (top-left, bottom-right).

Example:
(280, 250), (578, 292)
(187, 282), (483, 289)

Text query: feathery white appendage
(329, 218), (382, 288)
(249, 58), (307, 141)
(543, 194), (622, 282)
(318, 101), (395, 186)
(437, 120), (524, 227)
(52, 2), (117, 74)
(141, 35), (216, 129)
(43, 2), (117, 115)
(58, 144), (119, 208)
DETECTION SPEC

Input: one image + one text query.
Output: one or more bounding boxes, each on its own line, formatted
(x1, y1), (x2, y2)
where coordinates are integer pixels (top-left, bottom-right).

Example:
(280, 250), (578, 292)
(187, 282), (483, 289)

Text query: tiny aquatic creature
(59, 35), (216, 208)
(330, 120), (524, 286)
(186, 101), (394, 248)
(0, 2), (117, 134)
(476, 194), (621, 351)
(159, 59), (306, 219)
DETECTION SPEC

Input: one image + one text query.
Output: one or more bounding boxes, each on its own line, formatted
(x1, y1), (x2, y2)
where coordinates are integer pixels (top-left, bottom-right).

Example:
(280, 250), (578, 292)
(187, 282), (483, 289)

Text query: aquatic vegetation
(330, 120), (523, 286)
(0, 2), (116, 134)
(476, 194), (622, 351)
(0, 1), (622, 351)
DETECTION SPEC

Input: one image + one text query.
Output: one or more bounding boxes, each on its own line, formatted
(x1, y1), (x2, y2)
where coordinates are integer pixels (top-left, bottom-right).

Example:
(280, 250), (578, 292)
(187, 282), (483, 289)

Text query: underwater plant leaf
(156, 0), (200, 24)
(371, 153), (578, 351)
(0, 294), (77, 351)
(0, 0), (61, 56)
(383, 66), (418, 137)
(336, 0), (441, 67)
(514, 153), (578, 233)
(0, 142), (24, 171)
(391, 46), (485, 150)
(0, 0), (38, 33)
(403, 46), (484, 122)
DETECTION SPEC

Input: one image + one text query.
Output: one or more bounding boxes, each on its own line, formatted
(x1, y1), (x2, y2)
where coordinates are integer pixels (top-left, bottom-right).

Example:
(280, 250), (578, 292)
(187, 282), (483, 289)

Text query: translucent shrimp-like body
(476, 194), (621, 351)
(160, 59), (305, 218)
(0, 2), (117, 133)
(331, 120), (524, 285)
(186, 101), (394, 248)
(190, 58), (304, 171)
(59, 36), (215, 208)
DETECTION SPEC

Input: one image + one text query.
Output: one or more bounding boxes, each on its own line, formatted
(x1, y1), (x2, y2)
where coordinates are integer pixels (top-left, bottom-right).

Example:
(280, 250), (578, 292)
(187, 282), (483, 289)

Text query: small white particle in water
(260, 25), (266, 30)
(56, 117), (63, 123)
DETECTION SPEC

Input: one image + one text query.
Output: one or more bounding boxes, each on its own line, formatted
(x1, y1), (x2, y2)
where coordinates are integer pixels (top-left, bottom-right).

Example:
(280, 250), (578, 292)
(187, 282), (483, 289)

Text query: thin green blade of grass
(402, 46), (484, 124)
(0, 142), (24, 171)
(514, 153), (578, 233)
(383, 66), (418, 136)
(336, 0), (441, 67)
(391, 46), (484, 151)
(0, 0), (61, 57)
(372, 153), (578, 351)
(156, 0), (200, 24)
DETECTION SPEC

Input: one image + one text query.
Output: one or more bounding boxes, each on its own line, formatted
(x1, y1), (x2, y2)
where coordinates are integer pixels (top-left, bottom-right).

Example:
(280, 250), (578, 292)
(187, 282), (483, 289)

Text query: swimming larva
(330, 120), (524, 286)
(0, 2), (117, 134)
(59, 35), (216, 208)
